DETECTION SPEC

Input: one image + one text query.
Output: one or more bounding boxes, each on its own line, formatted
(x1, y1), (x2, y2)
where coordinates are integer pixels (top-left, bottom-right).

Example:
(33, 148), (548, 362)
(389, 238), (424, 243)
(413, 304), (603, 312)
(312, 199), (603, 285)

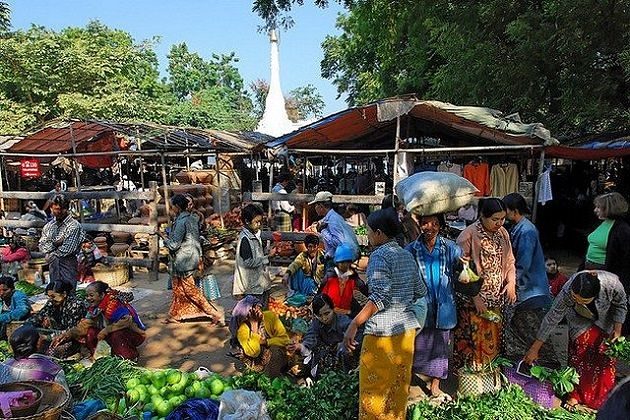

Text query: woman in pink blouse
(454, 198), (516, 368)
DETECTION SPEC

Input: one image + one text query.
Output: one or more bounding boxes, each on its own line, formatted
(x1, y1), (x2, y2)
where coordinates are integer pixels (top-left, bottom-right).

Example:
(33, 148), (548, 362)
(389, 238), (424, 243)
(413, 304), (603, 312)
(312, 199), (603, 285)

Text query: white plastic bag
(93, 340), (111, 360)
(395, 171), (478, 215)
(218, 390), (271, 420)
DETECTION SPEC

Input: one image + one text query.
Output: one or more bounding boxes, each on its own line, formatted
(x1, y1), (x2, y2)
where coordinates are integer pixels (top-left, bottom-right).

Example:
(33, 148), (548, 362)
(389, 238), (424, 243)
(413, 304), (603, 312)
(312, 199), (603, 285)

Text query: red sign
(20, 159), (41, 178)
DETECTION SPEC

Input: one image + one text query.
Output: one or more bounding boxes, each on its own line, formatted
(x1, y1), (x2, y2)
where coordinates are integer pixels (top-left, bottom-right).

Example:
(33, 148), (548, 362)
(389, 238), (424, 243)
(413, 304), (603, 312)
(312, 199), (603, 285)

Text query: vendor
(0, 324), (67, 386)
(308, 191), (359, 269)
(288, 294), (360, 379)
(271, 172), (295, 232)
(39, 194), (86, 290)
(1, 237), (30, 277)
(77, 238), (102, 284)
(229, 295), (290, 378)
(0, 276), (31, 340)
(320, 244), (368, 317)
(59, 281), (146, 361)
(524, 271), (627, 410)
(282, 234), (325, 296)
(28, 281), (88, 359)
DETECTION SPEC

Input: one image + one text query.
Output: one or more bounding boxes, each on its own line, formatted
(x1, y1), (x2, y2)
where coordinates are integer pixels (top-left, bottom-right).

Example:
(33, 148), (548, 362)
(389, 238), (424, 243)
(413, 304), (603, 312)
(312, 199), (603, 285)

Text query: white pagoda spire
(256, 29), (295, 137)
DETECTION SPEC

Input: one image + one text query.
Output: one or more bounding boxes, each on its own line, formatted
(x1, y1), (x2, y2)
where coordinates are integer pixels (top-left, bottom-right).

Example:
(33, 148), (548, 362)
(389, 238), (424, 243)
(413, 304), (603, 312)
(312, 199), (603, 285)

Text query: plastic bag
(219, 390), (271, 420)
(395, 171), (477, 215)
(458, 260), (480, 283)
(167, 398), (219, 420)
(93, 340), (111, 360)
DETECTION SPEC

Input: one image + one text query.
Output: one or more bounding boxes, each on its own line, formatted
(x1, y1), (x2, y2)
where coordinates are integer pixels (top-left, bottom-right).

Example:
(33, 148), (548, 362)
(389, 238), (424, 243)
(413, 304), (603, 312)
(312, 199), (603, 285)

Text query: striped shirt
(364, 240), (427, 336)
(39, 214), (85, 258)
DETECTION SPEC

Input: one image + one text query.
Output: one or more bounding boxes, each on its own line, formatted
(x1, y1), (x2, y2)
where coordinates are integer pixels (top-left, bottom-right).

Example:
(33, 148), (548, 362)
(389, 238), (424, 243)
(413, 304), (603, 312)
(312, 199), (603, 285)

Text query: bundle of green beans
(66, 356), (144, 403)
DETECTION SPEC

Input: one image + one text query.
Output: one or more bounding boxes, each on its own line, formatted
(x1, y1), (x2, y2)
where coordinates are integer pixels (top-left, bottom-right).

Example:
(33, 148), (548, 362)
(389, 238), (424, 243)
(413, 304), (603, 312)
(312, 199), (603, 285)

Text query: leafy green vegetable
(530, 366), (580, 396)
(14, 281), (44, 296)
(604, 336), (630, 362)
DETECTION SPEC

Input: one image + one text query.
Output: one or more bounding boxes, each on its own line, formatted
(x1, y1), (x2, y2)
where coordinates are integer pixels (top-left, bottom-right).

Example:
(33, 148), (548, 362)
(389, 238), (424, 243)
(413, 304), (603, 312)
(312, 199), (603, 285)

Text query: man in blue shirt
(0, 276), (31, 340)
(308, 191), (359, 270)
(503, 193), (559, 368)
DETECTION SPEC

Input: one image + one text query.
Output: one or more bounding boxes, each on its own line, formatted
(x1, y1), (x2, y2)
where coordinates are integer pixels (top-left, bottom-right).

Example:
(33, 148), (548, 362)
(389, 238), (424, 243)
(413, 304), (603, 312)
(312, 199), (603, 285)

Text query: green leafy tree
(0, 21), (166, 133)
(164, 43), (256, 129)
(320, 0), (630, 135)
(0, 1), (9, 33)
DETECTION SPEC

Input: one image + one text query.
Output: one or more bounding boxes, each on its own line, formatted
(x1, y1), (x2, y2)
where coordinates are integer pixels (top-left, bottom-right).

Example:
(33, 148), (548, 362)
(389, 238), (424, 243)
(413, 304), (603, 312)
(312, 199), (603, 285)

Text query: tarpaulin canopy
(546, 134), (630, 160)
(267, 95), (558, 151)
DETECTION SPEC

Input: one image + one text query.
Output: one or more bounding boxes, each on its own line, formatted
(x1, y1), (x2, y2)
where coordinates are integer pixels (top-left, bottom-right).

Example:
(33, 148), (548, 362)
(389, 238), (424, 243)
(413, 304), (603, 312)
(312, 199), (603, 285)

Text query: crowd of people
(230, 189), (629, 419)
(0, 180), (628, 418)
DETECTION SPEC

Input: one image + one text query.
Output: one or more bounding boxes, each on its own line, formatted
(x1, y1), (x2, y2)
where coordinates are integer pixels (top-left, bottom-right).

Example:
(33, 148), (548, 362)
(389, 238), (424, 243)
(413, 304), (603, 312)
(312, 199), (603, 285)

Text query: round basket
(0, 382), (43, 418)
(92, 264), (129, 287)
(457, 367), (502, 397)
(6, 321), (27, 339)
(2, 381), (70, 420)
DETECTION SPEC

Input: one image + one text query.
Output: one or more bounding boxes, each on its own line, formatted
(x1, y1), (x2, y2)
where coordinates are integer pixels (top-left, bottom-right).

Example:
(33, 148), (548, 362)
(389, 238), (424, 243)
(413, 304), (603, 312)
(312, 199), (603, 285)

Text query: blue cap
(334, 244), (355, 263)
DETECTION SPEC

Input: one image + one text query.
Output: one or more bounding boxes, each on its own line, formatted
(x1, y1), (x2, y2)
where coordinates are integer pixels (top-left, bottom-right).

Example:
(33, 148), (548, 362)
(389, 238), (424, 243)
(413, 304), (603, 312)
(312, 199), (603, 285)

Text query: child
(283, 234), (326, 296)
(77, 238), (102, 284)
(287, 294), (360, 379)
(320, 244), (368, 317)
(546, 256), (569, 297)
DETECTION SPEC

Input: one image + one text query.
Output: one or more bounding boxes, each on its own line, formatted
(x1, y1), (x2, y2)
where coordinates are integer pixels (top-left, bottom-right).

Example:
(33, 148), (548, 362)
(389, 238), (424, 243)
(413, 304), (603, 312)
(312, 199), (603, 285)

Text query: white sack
(395, 171), (478, 215)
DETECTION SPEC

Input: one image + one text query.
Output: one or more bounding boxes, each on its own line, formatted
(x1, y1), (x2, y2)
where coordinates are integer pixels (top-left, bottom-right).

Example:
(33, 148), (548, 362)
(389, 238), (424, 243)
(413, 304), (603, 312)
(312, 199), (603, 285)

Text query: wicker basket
(21, 235), (40, 252)
(92, 264), (129, 287)
(6, 381), (71, 420)
(458, 367), (503, 397)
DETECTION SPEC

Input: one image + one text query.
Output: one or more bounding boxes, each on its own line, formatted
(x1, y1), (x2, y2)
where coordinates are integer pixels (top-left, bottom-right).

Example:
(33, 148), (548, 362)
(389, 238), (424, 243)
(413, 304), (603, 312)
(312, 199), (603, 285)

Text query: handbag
(502, 361), (556, 408)
(199, 274), (221, 302)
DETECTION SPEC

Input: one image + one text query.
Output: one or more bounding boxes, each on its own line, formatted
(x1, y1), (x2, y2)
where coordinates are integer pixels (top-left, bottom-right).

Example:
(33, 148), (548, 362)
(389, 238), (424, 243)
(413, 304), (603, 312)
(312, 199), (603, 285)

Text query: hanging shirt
(463, 162), (490, 196)
(437, 162), (463, 176)
(537, 168), (553, 205)
(490, 163), (519, 197)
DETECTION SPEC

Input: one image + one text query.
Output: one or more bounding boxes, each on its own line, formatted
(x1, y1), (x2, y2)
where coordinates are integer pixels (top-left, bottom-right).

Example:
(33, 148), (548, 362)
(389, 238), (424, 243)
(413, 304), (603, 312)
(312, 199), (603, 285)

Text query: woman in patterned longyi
(454, 198), (517, 369)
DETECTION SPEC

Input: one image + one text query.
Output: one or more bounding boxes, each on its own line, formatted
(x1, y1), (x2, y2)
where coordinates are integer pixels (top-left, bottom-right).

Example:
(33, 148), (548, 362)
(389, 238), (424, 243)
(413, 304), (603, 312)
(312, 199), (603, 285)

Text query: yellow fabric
(286, 250), (326, 284)
(359, 329), (415, 420)
(237, 310), (290, 358)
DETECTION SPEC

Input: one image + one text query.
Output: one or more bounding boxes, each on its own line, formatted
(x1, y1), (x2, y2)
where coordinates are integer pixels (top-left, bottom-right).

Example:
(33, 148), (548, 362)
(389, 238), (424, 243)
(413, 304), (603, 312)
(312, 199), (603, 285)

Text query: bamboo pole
(0, 157), (5, 212)
(0, 190), (153, 200)
(69, 124), (84, 223)
(215, 151), (224, 229)
(393, 115), (401, 190)
(160, 152), (170, 218)
(149, 181), (160, 282)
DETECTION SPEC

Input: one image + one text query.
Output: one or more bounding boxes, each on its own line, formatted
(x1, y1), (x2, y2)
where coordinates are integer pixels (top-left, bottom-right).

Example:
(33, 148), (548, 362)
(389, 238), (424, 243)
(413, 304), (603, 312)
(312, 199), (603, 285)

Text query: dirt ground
(130, 250), (601, 398)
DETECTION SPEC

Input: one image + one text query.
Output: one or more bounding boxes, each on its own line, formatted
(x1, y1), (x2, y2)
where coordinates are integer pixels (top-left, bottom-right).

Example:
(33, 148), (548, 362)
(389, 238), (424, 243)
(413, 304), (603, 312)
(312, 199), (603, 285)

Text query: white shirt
(271, 183), (295, 213)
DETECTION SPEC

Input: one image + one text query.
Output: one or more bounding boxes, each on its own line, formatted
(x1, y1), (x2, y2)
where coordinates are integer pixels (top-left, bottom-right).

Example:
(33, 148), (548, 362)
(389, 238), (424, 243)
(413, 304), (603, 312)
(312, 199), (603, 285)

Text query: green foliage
(249, 79), (325, 122)
(0, 1), (10, 32)
(321, 0), (630, 136)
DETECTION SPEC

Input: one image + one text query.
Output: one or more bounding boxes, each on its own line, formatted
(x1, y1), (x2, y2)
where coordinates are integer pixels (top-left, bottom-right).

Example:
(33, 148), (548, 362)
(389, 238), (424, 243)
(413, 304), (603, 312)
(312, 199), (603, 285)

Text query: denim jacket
(406, 236), (462, 330)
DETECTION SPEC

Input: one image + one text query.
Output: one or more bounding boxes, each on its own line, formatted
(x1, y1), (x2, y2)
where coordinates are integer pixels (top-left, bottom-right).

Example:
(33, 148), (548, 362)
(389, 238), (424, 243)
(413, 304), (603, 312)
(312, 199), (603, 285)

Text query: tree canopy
(250, 79), (324, 122)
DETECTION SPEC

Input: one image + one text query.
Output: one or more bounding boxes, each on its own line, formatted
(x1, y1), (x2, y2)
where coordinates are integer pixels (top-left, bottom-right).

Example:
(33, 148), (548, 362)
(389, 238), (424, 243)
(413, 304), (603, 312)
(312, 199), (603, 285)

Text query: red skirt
(568, 325), (616, 409)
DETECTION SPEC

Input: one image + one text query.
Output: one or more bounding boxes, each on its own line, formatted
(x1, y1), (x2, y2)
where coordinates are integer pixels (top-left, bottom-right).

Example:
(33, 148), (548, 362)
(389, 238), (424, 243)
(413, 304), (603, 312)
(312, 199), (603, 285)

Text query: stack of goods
(93, 236), (108, 256)
(268, 297), (312, 324)
(109, 231), (131, 256)
(130, 184), (214, 226)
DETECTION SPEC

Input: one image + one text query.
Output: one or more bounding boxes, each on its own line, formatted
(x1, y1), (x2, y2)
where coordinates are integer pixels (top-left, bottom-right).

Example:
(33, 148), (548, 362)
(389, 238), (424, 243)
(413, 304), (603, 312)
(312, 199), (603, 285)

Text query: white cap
(308, 191), (333, 206)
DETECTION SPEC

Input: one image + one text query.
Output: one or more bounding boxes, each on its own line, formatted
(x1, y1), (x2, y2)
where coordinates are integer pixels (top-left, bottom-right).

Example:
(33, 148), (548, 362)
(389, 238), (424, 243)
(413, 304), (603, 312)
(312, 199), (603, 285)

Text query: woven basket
(458, 367), (503, 397)
(92, 264), (129, 287)
(6, 320), (27, 339)
(6, 381), (71, 420)
(21, 235), (40, 252)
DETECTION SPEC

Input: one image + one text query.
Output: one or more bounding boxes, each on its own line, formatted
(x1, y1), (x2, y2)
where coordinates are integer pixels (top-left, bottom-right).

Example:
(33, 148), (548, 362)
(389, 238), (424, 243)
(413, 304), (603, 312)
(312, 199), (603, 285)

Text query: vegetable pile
(603, 336), (630, 362)
(232, 371), (358, 420)
(268, 298), (311, 320)
(14, 281), (44, 297)
(0, 341), (12, 362)
(123, 369), (232, 418)
(530, 366), (580, 396)
(408, 385), (595, 420)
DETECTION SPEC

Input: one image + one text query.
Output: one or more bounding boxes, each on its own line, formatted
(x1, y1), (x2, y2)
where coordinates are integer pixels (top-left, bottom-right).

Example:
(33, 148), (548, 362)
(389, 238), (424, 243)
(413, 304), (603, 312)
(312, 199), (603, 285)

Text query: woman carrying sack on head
(160, 194), (224, 325)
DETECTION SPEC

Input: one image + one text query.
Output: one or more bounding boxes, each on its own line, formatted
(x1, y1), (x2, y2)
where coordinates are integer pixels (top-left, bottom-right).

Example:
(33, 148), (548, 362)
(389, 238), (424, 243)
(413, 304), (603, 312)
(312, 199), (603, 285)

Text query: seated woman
(320, 244), (368, 317)
(28, 281), (88, 358)
(0, 324), (67, 386)
(282, 234), (326, 296)
(229, 295), (290, 378)
(55, 281), (146, 361)
(288, 294), (361, 379)
(1, 237), (30, 277)
(0, 276), (31, 340)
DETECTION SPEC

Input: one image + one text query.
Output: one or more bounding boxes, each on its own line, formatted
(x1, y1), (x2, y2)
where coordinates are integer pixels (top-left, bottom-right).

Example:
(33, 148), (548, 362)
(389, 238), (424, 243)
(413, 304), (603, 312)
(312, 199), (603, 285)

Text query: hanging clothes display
(463, 161), (490, 197)
(437, 161), (463, 176)
(537, 166), (553, 205)
(490, 163), (519, 197)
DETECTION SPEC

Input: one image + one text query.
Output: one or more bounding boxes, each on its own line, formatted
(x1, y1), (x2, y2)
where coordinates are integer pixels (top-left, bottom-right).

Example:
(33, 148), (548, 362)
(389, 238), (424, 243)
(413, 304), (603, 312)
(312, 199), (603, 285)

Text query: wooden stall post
(69, 124), (84, 223)
(136, 128), (146, 191)
(0, 157), (5, 212)
(215, 151), (224, 229)
(149, 181), (160, 282)
(160, 152), (170, 217)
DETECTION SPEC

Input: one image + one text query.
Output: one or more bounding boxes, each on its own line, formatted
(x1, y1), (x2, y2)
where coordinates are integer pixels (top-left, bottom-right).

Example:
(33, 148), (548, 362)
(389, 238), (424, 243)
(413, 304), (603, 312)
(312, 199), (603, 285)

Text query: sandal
(161, 318), (181, 324)
(560, 400), (579, 413)
(429, 393), (452, 404)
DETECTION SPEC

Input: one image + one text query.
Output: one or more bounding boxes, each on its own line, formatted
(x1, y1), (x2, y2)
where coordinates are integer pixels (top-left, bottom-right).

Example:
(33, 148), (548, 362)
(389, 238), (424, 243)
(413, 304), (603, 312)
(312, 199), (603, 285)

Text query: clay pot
(93, 236), (108, 244)
(278, 241), (295, 257)
(111, 231), (131, 243)
(175, 171), (191, 184)
(109, 243), (129, 256)
(128, 217), (149, 225)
